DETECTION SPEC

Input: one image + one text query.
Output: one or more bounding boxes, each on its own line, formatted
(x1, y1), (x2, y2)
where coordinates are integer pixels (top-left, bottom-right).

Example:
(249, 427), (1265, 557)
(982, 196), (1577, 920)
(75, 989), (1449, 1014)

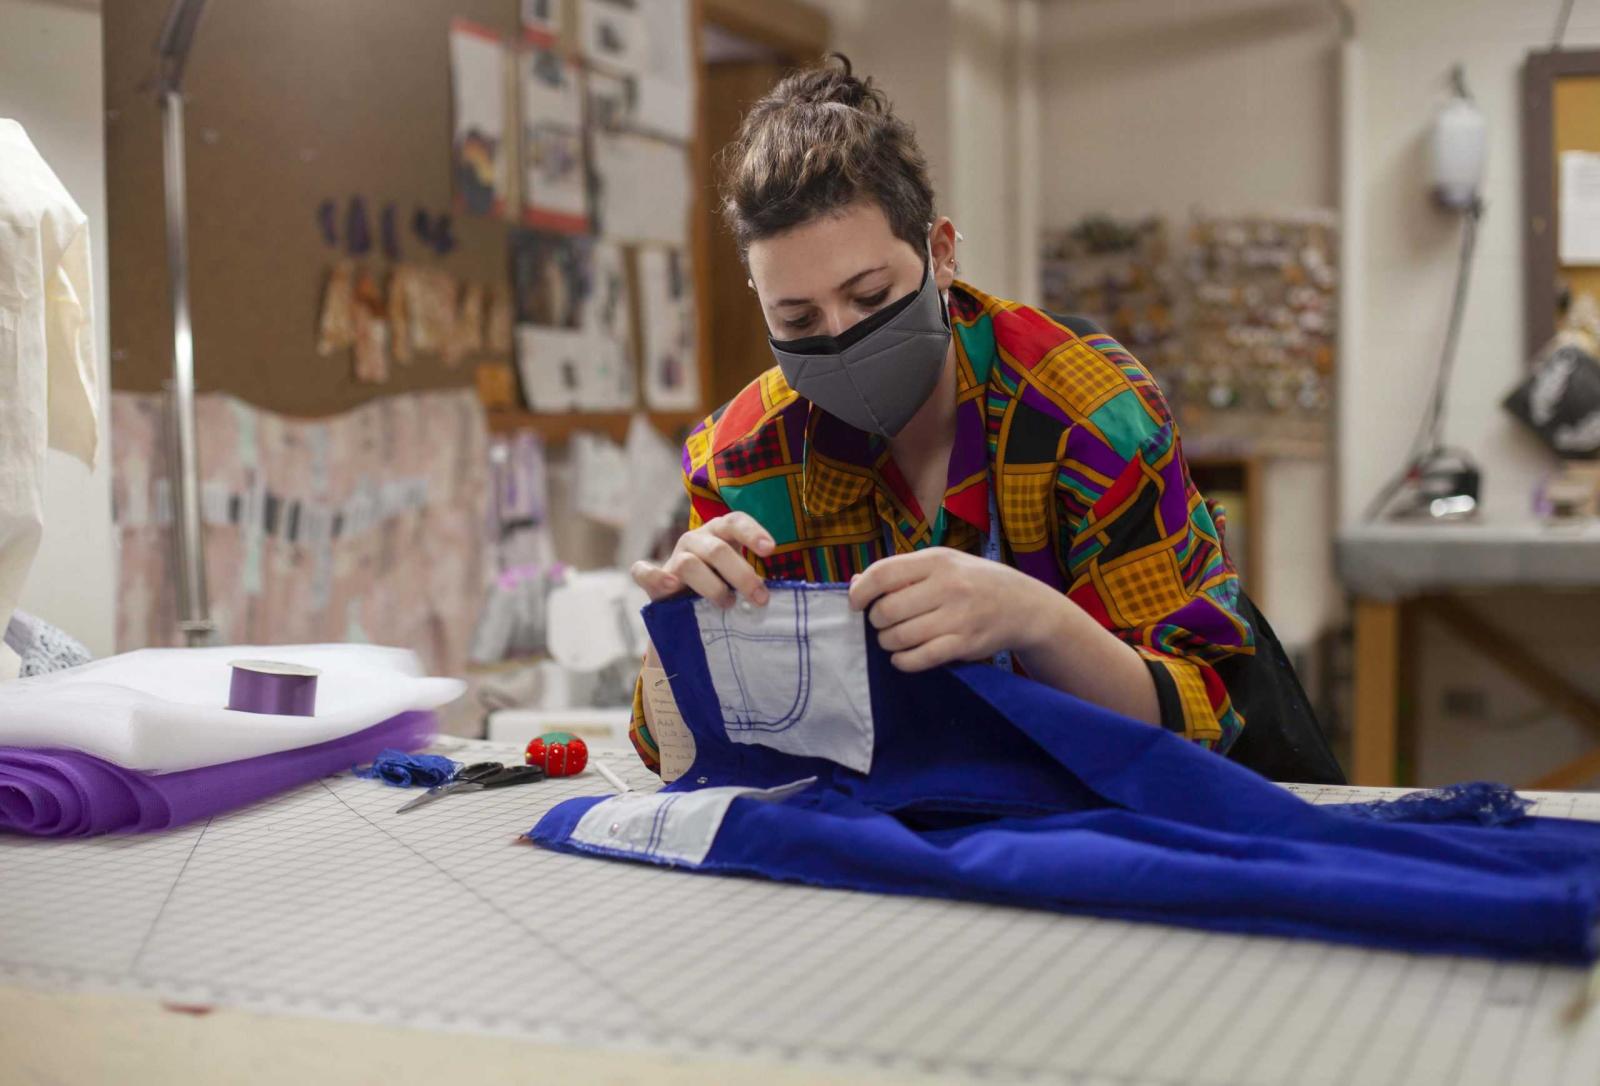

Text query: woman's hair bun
(719, 53), (933, 255)
(769, 53), (888, 114)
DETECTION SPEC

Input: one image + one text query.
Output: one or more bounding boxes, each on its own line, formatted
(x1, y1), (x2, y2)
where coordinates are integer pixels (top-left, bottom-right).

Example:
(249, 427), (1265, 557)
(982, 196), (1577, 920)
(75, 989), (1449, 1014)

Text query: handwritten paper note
(641, 665), (695, 782)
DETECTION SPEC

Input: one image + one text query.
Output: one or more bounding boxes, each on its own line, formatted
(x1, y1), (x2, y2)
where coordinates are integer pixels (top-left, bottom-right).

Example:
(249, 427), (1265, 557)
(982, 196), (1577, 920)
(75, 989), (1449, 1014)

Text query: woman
(629, 57), (1341, 784)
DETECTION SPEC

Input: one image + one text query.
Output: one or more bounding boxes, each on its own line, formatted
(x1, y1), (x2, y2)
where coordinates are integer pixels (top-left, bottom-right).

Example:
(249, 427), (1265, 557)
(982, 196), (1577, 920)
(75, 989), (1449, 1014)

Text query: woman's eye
(782, 315), (813, 332)
(856, 289), (890, 309)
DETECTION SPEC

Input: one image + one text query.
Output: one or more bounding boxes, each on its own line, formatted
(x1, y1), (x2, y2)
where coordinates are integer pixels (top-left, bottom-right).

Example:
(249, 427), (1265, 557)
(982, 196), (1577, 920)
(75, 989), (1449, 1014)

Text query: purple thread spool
(228, 660), (320, 717)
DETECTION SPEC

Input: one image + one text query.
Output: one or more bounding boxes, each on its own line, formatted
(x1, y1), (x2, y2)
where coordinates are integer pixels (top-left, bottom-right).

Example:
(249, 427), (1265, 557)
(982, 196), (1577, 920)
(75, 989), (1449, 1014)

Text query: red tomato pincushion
(524, 731), (588, 777)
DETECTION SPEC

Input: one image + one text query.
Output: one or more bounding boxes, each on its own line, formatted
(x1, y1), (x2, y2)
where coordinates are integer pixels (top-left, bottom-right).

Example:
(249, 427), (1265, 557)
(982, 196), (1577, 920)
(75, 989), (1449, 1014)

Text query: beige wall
(810, 0), (954, 212)
(947, 0), (1026, 300)
(0, 0), (115, 656)
(1341, 0), (1600, 525)
(1036, 0), (1345, 652)
(1037, 0), (1339, 225)
(1347, 0), (1600, 786)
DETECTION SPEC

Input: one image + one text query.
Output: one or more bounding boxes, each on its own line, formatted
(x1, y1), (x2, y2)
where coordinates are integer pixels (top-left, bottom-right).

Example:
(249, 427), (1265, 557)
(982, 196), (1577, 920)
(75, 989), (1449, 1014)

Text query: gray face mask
(768, 255), (951, 438)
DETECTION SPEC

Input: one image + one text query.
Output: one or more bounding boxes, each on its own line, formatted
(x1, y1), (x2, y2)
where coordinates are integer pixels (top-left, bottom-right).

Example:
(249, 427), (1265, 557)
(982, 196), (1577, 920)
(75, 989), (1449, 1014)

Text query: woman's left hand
(847, 547), (1060, 672)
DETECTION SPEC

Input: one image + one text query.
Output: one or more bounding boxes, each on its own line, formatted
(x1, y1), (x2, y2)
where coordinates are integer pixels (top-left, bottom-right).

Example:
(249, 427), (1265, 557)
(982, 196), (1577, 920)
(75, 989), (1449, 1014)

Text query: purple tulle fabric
(0, 710), (437, 838)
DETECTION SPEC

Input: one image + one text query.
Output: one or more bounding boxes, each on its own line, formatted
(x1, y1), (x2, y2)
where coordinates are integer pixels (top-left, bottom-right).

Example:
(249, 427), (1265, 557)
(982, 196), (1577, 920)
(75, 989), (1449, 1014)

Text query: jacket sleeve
(1056, 386), (1255, 752)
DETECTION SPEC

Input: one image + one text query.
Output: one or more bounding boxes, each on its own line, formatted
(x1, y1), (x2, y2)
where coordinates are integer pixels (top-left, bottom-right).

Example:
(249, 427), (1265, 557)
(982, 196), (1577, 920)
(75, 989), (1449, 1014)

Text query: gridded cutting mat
(2, 741), (1599, 1086)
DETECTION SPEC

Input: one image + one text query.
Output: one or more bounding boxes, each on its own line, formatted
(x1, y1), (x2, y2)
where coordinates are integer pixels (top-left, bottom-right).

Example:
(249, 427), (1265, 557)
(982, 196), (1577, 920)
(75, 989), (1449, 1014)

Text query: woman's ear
(929, 217), (959, 291)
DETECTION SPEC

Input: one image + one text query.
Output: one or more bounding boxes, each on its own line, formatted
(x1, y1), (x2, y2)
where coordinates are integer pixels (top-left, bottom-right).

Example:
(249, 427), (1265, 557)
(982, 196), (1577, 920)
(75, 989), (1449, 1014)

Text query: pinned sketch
(579, 0), (646, 75)
(591, 132), (690, 245)
(578, 242), (636, 410)
(638, 247), (698, 410)
(632, 0), (693, 141)
(510, 234), (636, 412)
(586, 68), (637, 133)
(514, 324), (584, 412)
(519, 35), (589, 233)
(449, 20), (510, 217)
(510, 230), (589, 328)
(520, 0), (560, 35)
(578, 0), (692, 142)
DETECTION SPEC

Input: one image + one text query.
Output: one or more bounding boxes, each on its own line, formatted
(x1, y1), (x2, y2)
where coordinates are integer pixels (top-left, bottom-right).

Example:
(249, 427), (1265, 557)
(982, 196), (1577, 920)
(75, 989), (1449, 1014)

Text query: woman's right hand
(630, 512), (774, 608)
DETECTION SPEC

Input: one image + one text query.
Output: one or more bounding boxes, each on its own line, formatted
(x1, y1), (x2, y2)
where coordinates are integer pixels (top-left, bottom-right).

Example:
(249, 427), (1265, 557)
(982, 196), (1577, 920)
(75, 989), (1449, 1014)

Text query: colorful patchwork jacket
(630, 280), (1254, 770)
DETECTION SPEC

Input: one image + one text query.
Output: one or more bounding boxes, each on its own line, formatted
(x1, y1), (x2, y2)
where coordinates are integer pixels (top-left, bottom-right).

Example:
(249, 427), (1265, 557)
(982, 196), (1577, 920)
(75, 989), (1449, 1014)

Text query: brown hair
(720, 54), (935, 257)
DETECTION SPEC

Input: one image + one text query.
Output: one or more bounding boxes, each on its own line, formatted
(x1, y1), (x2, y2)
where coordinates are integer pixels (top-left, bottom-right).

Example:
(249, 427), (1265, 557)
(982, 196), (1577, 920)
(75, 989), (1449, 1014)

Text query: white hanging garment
(0, 120), (100, 681)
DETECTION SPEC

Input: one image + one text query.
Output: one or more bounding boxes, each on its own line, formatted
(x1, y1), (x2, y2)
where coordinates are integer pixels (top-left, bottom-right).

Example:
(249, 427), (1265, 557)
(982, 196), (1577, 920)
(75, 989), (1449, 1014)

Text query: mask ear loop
(925, 238), (953, 328)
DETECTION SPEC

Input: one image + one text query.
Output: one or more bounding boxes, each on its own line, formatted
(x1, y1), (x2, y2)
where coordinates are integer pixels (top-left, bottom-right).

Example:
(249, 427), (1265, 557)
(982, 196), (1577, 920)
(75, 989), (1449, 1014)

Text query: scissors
(395, 761), (546, 814)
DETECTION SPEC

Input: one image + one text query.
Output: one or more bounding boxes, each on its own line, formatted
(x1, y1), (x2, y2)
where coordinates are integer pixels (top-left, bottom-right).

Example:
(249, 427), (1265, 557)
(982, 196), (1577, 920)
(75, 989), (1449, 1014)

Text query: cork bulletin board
(1521, 49), (1600, 361)
(1552, 74), (1600, 330)
(104, 0), (672, 421)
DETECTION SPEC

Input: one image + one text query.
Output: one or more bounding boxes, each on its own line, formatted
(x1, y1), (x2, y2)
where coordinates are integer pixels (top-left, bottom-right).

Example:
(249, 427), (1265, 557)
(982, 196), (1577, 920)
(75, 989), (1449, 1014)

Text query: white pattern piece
(569, 777), (815, 866)
(693, 586), (875, 773)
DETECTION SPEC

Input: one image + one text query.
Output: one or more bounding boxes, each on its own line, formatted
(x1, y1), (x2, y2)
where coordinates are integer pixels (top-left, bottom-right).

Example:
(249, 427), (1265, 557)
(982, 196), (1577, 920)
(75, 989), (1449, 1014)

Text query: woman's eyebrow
(773, 264), (889, 307)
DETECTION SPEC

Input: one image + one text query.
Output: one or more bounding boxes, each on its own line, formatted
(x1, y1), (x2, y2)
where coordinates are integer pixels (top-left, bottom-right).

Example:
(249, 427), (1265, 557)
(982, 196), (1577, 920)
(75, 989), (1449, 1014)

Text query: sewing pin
(594, 761), (630, 794)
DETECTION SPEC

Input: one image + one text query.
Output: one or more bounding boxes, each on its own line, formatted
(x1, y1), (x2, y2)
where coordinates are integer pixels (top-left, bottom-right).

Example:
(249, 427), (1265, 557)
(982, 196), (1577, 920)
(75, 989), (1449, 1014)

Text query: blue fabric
(353, 749), (459, 788)
(1328, 781), (1533, 826)
(530, 585), (1600, 963)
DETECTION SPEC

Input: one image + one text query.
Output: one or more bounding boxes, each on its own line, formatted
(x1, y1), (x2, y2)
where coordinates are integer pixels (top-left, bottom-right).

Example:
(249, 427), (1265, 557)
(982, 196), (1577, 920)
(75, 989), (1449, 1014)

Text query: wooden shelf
(485, 409), (703, 443)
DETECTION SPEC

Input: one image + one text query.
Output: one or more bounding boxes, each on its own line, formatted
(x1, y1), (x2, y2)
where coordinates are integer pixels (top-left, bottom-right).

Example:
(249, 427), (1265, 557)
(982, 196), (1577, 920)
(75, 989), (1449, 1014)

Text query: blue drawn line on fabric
(707, 586), (815, 735)
(1329, 782), (1532, 827)
(645, 794), (681, 858)
(718, 589), (797, 728)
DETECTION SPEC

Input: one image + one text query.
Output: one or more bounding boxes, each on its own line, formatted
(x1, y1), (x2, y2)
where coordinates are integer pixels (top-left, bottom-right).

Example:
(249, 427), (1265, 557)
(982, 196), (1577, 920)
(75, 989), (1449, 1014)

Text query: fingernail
(758, 537), (774, 554)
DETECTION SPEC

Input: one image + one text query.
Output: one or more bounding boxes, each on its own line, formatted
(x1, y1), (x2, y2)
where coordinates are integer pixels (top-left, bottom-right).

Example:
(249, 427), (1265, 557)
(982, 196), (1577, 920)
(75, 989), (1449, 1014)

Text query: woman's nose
(819, 309), (854, 338)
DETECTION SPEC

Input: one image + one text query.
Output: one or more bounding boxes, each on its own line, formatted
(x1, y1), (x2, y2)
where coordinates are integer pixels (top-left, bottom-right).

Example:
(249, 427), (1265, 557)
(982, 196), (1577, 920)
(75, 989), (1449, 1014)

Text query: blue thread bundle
(353, 750), (460, 788)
